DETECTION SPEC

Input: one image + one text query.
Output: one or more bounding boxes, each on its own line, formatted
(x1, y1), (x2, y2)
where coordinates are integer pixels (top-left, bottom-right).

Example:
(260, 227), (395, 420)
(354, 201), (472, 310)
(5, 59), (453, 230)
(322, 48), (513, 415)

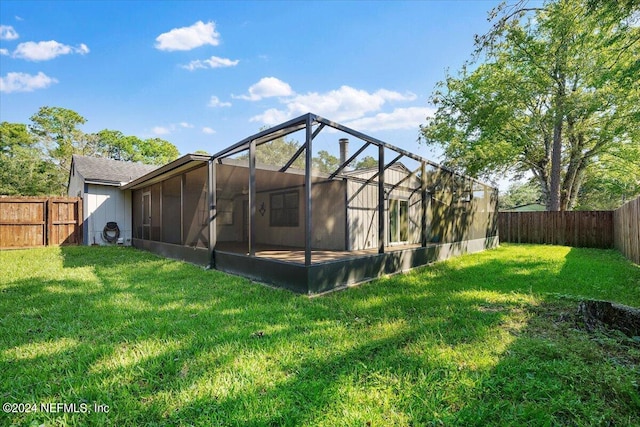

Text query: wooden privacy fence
(498, 210), (614, 248)
(499, 195), (640, 264)
(614, 196), (640, 264)
(0, 197), (82, 249)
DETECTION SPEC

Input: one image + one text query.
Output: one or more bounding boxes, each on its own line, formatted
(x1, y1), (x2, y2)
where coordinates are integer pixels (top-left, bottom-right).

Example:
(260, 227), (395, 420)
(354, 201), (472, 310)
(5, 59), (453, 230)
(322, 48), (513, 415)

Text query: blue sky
(1, 0), (510, 161)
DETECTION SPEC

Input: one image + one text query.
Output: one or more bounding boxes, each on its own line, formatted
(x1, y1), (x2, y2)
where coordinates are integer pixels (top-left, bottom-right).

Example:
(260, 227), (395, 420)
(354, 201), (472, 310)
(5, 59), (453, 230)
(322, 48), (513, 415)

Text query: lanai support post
(304, 114), (313, 266)
(208, 158), (217, 267)
(378, 144), (385, 254)
(249, 139), (256, 257)
(421, 161), (428, 247)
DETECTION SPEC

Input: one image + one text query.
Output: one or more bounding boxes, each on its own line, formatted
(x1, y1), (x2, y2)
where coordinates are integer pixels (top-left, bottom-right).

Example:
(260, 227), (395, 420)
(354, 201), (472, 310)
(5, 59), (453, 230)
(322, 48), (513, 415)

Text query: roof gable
(72, 155), (159, 185)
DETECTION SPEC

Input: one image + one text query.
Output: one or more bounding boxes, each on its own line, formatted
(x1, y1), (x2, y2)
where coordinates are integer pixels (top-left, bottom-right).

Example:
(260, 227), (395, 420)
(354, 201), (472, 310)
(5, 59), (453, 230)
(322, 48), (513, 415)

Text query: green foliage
(1, 245), (638, 426)
(239, 133), (378, 174)
(135, 137), (180, 165)
(29, 107), (87, 193)
(312, 150), (340, 173)
(1, 106), (181, 195)
(499, 181), (543, 210)
(92, 130), (179, 165)
(0, 122), (59, 195)
(576, 152), (640, 210)
(239, 136), (304, 169)
(354, 155), (378, 169)
(421, 0), (640, 211)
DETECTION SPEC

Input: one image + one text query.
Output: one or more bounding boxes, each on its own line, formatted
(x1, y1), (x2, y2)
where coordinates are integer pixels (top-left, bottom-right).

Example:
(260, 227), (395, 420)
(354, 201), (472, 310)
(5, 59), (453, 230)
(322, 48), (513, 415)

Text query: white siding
(85, 184), (132, 246)
(346, 180), (379, 250)
(67, 165), (84, 199)
(346, 167), (423, 250)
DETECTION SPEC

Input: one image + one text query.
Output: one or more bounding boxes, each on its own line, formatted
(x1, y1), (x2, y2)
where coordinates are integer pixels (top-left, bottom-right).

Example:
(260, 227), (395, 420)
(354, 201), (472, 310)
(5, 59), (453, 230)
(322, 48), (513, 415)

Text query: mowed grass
(1, 244), (639, 426)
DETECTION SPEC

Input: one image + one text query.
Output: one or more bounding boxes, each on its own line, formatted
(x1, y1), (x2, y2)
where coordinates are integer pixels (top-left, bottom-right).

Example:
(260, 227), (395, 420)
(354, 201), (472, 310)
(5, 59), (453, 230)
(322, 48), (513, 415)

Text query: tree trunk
(567, 166), (585, 210)
(578, 300), (640, 336)
(550, 107), (564, 211)
(550, 58), (566, 211)
(532, 166), (550, 209)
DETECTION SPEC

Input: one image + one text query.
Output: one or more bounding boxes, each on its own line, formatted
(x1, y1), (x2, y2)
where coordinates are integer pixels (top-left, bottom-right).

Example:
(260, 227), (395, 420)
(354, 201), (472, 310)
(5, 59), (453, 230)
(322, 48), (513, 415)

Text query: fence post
(46, 199), (51, 247)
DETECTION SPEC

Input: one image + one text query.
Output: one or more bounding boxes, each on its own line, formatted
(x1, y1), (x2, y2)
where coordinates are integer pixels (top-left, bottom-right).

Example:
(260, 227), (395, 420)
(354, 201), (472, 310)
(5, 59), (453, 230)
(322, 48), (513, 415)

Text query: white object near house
(67, 155), (158, 245)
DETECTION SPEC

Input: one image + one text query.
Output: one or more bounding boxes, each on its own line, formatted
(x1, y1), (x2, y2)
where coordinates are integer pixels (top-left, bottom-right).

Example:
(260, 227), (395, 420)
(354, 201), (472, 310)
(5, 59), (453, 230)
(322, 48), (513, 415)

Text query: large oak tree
(421, 0), (639, 210)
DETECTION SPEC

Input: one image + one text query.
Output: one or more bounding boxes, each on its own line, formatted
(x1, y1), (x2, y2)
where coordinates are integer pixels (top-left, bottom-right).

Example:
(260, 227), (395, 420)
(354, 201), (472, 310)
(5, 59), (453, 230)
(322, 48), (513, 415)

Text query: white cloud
(208, 96), (231, 108)
(13, 40), (90, 61)
(250, 85), (419, 125)
(152, 122), (195, 134)
(76, 43), (90, 54)
(152, 126), (171, 135)
(375, 89), (417, 102)
(344, 107), (434, 132)
(181, 55), (239, 71)
(0, 71), (58, 93)
(0, 48), (8, 56)
(234, 77), (293, 101)
(250, 108), (290, 125)
(202, 127), (216, 134)
(155, 21), (220, 51)
(0, 25), (19, 40)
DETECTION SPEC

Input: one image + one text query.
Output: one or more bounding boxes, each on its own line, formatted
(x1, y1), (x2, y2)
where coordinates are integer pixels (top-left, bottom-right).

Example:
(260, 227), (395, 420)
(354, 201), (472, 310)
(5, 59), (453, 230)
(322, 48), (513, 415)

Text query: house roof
(72, 155), (160, 186)
(121, 153), (211, 190)
(343, 162), (412, 177)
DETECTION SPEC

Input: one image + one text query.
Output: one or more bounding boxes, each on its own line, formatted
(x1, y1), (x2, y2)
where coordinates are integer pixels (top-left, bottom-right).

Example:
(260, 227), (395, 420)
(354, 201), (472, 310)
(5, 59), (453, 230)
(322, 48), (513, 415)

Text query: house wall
(346, 167), (423, 250)
(67, 168), (86, 244)
(252, 180), (345, 250)
(67, 167), (83, 199)
(425, 169), (498, 244)
(131, 164), (209, 248)
(311, 180), (347, 250)
(218, 180), (347, 250)
(69, 163), (134, 246)
(84, 184), (132, 245)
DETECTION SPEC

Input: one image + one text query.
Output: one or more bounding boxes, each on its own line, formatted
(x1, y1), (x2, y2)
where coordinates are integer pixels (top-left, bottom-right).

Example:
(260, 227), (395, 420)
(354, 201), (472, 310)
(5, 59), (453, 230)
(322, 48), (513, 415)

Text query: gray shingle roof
(72, 155), (159, 185)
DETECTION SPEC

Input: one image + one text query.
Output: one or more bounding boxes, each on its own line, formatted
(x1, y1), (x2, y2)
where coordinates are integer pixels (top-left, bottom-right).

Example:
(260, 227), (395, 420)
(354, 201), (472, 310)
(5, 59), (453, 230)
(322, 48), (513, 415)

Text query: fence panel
(0, 198), (47, 248)
(498, 211), (614, 248)
(0, 197), (82, 249)
(49, 198), (83, 246)
(614, 197), (640, 264)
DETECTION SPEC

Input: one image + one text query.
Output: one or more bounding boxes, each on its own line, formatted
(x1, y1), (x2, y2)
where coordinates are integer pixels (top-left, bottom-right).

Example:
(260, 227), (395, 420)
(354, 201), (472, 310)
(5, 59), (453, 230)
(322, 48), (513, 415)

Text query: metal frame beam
(248, 139), (256, 256)
(279, 123), (325, 173)
(347, 152), (403, 204)
(378, 144), (385, 254)
(304, 115), (313, 266)
(212, 114), (312, 160)
(211, 112), (492, 191)
(315, 115), (489, 187)
(388, 165), (422, 193)
(328, 142), (371, 179)
(421, 161), (428, 247)
(208, 159), (217, 267)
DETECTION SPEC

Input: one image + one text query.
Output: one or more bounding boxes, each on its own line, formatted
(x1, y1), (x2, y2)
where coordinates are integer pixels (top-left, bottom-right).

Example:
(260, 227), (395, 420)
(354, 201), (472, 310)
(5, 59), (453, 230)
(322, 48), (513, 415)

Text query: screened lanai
(209, 113), (498, 294)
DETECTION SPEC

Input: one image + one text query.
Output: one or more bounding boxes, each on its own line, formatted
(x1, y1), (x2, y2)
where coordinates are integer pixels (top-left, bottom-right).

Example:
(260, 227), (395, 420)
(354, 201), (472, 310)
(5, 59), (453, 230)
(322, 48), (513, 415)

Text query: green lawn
(1, 244), (639, 426)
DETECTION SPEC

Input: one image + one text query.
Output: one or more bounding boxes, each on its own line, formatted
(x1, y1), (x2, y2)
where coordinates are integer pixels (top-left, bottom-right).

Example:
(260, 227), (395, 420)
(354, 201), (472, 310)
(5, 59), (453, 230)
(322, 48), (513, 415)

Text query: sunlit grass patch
(3, 337), (80, 361)
(0, 244), (638, 426)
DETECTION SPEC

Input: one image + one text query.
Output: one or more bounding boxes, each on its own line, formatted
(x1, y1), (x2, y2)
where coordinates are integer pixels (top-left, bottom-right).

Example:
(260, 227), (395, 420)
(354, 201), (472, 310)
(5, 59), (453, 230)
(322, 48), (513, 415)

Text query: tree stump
(578, 300), (640, 337)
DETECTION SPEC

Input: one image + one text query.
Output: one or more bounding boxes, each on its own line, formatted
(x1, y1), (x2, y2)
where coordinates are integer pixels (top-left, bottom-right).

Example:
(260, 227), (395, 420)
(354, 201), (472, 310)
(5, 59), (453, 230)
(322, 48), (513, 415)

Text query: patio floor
(215, 241), (424, 264)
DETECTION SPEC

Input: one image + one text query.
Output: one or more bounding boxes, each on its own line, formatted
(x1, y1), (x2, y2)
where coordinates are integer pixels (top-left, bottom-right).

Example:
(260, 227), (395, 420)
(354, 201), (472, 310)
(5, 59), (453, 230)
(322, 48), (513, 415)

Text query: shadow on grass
(1, 244), (638, 426)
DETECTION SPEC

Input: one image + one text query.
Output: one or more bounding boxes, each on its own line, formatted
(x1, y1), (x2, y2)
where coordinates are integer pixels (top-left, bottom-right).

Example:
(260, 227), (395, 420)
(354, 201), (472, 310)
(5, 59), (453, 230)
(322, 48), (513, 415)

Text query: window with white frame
(389, 198), (409, 243)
